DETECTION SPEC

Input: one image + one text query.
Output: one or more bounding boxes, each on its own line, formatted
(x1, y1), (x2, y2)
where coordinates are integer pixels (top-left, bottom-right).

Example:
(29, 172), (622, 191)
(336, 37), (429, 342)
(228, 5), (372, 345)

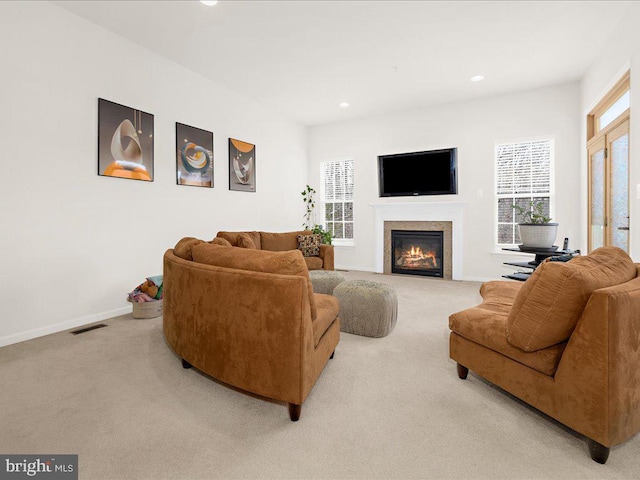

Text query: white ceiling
(54, 0), (630, 126)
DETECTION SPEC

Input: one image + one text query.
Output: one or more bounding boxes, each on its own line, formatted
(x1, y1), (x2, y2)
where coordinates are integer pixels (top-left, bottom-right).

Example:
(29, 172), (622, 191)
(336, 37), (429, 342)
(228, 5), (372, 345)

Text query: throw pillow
(237, 233), (257, 249)
(507, 246), (636, 352)
(173, 237), (203, 260)
(297, 234), (321, 257)
(216, 231), (262, 249)
(210, 237), (232, 247)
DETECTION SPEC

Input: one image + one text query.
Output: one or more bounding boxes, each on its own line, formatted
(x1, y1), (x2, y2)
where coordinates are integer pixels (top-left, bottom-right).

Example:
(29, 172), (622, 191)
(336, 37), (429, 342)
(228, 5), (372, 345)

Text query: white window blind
(322, 160), (354, 241)
(496, 140), (553, 245)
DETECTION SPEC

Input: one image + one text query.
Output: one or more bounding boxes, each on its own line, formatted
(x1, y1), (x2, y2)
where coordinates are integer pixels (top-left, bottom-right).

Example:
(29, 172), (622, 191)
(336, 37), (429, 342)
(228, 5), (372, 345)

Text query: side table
(501, 247), (580, 281)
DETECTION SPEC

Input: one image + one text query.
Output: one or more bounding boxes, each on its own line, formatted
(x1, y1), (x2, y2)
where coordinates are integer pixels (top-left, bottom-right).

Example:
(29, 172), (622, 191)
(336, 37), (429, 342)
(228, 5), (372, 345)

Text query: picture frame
(98, 98), (154, 182)
(228, 138), (256, 192)
(176, 123), (214, 188)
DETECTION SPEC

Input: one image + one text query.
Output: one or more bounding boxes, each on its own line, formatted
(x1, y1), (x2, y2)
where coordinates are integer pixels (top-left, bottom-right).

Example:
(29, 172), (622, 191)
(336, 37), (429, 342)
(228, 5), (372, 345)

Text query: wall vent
(71, 324), (108, 335)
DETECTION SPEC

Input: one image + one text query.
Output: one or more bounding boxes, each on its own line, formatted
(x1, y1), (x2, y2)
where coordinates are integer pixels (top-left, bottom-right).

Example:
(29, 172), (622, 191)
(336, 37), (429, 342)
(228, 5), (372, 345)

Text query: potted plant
(301, 185), (332, 245)
(513, 200), (558, 249)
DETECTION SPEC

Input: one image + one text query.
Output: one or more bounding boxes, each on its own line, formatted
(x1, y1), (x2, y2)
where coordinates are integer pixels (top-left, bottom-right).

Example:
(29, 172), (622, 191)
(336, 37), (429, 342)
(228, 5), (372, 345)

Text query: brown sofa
(163, 239), (340, 421)
(216, 230), (334, 271)
(449, 246), (640, 464)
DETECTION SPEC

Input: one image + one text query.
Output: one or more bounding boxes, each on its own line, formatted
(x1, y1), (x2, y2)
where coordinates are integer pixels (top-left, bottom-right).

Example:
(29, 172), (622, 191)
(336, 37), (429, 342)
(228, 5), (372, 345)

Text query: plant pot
(518, 223), (559, 249)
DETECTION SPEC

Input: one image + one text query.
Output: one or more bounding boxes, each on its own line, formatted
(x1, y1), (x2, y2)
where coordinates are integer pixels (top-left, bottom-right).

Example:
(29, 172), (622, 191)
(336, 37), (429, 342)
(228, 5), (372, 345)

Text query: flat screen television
(378, 148), (457, 197)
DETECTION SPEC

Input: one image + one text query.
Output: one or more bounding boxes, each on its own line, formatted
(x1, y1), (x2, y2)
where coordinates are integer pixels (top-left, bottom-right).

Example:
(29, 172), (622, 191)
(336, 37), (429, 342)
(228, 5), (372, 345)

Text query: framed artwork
(228, 138), (256, 192)
(98, 98), (154, 181)
(176, 123), (214, 188)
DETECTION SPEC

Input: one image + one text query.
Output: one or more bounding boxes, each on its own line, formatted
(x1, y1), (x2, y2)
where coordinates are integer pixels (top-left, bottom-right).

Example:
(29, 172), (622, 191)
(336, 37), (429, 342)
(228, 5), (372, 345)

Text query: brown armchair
(449, 247), (640, 464)
(163, 241), (340, 420)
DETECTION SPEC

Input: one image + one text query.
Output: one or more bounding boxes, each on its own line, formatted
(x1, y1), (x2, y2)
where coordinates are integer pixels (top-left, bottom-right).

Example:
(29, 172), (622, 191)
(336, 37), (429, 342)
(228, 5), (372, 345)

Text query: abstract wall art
(176, 123), (214, 188)
(98, 98), (154, 181)
(228, 138), (256, 192)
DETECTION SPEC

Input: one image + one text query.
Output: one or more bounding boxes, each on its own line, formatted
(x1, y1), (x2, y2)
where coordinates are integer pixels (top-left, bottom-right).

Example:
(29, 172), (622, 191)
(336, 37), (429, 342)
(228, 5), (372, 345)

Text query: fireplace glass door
(391, 230), (443, 277)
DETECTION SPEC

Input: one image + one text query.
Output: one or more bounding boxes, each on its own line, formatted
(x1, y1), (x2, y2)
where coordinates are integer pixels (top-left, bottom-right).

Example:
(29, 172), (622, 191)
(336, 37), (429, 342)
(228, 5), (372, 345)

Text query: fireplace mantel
(369, 202), (465, 280)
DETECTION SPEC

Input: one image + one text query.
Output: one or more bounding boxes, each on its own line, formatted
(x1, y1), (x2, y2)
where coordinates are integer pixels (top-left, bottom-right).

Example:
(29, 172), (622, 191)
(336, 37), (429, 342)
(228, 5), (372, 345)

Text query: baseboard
(0, 306), (131, 348)
(461, 276), (496, 283)
(336, 267), (491, 283)
(334, 265), (376, 273)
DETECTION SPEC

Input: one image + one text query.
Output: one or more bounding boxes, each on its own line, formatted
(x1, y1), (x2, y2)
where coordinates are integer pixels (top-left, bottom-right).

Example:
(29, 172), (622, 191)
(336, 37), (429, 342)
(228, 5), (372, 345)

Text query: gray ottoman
(309, 270), (346, 295)
(333, 280), (398, 337)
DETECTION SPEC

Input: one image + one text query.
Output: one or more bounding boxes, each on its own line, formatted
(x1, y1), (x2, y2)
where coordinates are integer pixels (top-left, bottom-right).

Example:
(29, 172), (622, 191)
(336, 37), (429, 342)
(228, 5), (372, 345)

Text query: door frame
(586, 72), (630, 253)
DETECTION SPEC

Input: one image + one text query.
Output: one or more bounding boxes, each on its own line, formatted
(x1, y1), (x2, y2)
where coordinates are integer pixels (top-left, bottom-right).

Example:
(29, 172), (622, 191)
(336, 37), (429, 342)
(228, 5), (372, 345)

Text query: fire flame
(397, 244), (438, 269)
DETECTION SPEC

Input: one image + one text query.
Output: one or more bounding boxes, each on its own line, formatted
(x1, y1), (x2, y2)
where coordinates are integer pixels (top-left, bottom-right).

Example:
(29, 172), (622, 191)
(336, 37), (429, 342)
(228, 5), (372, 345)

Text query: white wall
(308, 83), (581, 280)
(580, 3), (640, 261)
(0, 2), (308, 346)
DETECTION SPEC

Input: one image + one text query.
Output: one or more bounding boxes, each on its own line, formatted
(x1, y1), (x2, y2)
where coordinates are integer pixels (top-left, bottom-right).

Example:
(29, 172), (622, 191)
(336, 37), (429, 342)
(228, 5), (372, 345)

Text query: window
(589, 72), (630, 138)
(322, 159), (354, 244)
(598, 90), (629, 131)
(496, 139), (553, 245)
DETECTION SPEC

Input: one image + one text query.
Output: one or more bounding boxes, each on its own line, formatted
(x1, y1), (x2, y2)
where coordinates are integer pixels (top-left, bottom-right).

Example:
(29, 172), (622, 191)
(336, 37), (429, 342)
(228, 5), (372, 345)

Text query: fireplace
(375, 204), (461, 280)
(391, 230), (444, 277)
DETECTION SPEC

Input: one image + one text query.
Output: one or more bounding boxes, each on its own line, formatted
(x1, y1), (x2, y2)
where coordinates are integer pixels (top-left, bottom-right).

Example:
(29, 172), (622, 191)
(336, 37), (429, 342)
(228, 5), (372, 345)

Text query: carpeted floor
(1, 271), (639, 479)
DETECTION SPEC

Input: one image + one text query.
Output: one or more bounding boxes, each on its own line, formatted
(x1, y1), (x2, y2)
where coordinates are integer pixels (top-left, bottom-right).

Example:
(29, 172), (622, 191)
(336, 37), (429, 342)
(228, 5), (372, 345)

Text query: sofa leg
(181, 358), (192, 369)
(288, 403), (301, 422)
(330, 350), (335, 359)
(456, 363), (469, 379)
(587, 438), (610, 464)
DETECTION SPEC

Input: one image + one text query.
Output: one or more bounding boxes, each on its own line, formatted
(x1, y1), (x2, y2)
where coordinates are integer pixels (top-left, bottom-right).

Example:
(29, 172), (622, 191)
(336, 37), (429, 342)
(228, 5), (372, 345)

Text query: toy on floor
(128, 275), (163, 303)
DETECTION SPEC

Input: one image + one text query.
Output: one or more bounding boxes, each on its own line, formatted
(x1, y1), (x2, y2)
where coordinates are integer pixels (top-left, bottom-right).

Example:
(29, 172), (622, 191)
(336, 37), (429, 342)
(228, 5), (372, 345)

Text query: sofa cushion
(449, 306), (566, 376)
(216, 231), (262, 250)
(304, 256), (324, 271)
(237, 233), (258, 249)
(261, 230), (311, 252)
(297, 234), (321, 257)
(209, 237), (232, 247)
(192, 243), (318, 320)
(507, 246), (637, 352)
(313, 293), (339, 347)
(174, 237), (203, 261)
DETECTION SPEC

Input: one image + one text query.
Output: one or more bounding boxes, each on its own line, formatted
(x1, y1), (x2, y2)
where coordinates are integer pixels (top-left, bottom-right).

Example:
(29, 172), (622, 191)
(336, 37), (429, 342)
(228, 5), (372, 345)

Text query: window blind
(496, 140), (553, 245)
(322, 160), (354, 240)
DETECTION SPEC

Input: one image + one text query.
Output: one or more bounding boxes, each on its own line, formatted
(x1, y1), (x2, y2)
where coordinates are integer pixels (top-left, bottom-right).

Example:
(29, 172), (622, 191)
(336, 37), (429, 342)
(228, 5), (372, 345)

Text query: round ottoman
(309, 270), (346, 295)
(333, 280), (398, 337)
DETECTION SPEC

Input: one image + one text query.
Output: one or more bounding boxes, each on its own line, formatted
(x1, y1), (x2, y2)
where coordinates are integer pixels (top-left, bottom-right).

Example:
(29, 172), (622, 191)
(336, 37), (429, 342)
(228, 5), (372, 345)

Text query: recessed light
(470, 75), (485, 82)
(339, 102), (350, 108)
(200, 0), (218, 6)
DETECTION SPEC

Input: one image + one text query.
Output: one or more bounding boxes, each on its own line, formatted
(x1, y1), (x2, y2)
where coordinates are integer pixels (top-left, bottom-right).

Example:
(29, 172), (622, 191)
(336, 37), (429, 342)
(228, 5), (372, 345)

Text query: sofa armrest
(319, 244), (334, 270)
(554, 275), (640, 447)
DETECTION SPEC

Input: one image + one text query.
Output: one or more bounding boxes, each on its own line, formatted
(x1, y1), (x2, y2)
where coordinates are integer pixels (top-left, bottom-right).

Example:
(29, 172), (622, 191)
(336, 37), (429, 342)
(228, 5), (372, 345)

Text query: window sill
(492, 247), (530, 256)
(332, 240), (355, 248)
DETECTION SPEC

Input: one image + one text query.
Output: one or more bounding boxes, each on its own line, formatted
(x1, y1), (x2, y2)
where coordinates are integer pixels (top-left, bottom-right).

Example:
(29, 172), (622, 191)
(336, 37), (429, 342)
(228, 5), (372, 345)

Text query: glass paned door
(588, 120), (630, 253)
(588, 138), (606, 250)
(608, 120), (629, 251)
(587, 72), (630, 254)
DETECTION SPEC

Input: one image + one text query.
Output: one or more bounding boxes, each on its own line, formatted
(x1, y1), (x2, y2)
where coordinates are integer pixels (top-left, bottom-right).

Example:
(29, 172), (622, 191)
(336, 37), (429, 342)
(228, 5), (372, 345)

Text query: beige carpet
(1, 271), (639, 479)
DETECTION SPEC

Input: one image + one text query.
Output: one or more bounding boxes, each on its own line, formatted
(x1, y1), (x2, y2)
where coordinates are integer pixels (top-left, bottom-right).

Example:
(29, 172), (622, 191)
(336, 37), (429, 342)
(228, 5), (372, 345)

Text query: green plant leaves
(512, 200), (551, 224)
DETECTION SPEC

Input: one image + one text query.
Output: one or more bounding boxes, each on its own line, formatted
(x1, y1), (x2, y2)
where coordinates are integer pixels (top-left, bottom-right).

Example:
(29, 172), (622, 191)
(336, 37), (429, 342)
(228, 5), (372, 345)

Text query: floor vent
(71, 324), (108, 335)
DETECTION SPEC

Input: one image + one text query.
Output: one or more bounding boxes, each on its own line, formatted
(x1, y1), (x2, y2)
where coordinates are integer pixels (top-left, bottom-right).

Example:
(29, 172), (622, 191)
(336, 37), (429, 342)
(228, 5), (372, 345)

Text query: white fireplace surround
(370, 202), (465, 280)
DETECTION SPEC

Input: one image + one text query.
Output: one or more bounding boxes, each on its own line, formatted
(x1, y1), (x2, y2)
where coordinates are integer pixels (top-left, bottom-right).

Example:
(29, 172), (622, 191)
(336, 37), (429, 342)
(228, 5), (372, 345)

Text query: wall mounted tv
(378, 148), (458, 197)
